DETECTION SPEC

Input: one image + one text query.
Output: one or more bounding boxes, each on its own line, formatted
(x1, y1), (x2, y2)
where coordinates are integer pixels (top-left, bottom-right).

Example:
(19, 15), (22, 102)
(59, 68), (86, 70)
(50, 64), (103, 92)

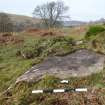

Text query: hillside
(7, 13), (40, 31)
(8, 13), (40, 24)
(0, 23), (105, 104)
(89, 18), (105, 24)
(8, 13), (87, 26)
(0, 13), (87, 31)
(63, 20), (87, 27)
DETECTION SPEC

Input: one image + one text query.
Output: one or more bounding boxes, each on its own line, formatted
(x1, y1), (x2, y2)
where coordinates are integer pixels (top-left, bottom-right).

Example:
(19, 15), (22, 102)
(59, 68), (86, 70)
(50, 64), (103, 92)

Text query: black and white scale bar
(32, 88), (87, 94)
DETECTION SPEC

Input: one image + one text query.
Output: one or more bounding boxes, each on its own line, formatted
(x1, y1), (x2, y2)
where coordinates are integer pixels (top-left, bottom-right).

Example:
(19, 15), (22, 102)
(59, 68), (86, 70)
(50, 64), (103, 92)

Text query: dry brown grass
(0, 33), (24, 44)
(25, 28), (64, 37)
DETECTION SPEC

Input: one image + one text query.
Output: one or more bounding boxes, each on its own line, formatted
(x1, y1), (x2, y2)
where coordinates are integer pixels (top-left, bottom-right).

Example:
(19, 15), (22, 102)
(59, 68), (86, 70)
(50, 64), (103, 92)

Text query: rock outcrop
(16, 49), (105, 83)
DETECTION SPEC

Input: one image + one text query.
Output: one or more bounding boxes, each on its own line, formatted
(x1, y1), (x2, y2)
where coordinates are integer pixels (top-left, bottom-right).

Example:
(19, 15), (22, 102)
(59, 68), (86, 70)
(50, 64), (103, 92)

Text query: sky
(0, 0), (105, 21)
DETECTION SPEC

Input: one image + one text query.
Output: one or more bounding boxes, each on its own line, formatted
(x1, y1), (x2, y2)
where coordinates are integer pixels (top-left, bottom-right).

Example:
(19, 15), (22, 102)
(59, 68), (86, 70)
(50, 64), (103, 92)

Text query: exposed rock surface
(16, 49), (105, 83)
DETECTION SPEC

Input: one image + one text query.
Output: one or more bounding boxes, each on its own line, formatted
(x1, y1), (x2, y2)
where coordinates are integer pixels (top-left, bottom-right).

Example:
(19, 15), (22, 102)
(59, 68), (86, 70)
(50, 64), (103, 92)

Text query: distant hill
(7, 13), (40, 24)
(63, 20), (87, 27)
(6, 13), (40, 31)
(8, 13), (87, 27)
(0, 13), (87, 31)
(96, 18), (105, 23)
(89, 18), (105, 24)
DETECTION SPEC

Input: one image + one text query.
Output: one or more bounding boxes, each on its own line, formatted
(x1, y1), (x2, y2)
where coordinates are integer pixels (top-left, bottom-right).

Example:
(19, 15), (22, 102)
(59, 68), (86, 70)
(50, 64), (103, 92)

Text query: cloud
(0, 0), (105, 21)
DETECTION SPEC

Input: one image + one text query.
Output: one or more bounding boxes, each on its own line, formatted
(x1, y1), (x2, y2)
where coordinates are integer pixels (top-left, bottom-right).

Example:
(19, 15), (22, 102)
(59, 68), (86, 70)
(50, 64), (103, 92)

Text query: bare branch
(33, 1), (69, 28)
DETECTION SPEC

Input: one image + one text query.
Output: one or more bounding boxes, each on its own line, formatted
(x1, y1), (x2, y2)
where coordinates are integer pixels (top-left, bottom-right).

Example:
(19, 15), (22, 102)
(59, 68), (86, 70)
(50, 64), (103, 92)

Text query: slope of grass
(1, 70), (105, 105)
(1, 25), (105, 104)
(0, 33), (76, 93)
(85, 25), (105, 40)
(84, 25), (105, 54)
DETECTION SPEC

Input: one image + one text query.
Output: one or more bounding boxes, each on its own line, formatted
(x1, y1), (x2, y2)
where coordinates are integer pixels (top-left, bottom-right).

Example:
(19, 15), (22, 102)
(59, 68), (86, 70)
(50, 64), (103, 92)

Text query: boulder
(16, 49), (105, 83)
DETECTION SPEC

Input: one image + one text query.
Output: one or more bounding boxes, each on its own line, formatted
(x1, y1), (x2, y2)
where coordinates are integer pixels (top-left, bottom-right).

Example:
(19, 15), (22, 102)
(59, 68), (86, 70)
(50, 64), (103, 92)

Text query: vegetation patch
(1, 71), (105, 105)
(1, 24), (105, 104)
(85, 31), (105, 54)
(85, 25), (105, 40)
(0, 33), (24, 45)
(17, 36), (75, 59)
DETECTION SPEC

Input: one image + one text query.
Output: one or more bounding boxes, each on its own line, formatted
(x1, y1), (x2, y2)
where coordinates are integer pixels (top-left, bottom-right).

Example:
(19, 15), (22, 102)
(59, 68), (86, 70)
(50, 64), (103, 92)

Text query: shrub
(19, 36), (75, 59)
(21, 47), (39, 59)
(91, 32), (105, 53)
(85, 25), (105, 39)
(40, 36), (75, 57)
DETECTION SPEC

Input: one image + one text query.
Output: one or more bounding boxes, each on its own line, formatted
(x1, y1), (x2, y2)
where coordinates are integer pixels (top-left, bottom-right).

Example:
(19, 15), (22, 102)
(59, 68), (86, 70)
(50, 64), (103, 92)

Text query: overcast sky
(0, 0), (105, 21)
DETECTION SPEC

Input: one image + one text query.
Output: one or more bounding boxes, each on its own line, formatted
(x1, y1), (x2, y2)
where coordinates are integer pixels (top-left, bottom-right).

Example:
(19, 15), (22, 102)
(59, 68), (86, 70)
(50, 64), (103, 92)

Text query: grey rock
(16, 49), (105, 83)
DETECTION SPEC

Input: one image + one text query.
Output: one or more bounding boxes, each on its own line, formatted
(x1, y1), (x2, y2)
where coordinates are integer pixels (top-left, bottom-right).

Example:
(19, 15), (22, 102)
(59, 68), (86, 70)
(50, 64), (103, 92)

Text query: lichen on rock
(16, 49), (105, 83)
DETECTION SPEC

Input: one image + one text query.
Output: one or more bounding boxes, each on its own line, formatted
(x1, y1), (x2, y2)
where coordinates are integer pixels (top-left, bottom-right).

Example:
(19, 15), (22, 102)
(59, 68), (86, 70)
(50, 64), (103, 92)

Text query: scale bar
(32, 88), (87, 94)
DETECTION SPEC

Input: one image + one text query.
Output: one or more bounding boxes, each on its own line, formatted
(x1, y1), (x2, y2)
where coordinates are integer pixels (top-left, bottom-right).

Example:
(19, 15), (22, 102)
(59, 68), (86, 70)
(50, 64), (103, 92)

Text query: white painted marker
(60, 80), (69, 84)
(32, 90), (43, 94)
(53, 89), (65, 93)
(75, 88), (87, 92)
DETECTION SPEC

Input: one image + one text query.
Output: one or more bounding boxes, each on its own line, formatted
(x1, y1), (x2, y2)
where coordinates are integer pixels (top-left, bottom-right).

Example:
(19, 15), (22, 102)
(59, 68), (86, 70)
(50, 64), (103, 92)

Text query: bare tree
(33, 1), (69, 28)
(0, 13), (13, 33)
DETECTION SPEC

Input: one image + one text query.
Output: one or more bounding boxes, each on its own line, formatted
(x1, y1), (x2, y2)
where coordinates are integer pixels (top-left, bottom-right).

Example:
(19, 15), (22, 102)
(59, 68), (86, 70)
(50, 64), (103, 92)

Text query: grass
(22, 26), (86, 40)
(1, 26), (105, 104)
(0, 33), (76, 93)
(61, 26), (87, 40)
(85, 25), (105, 40)
(1, 70), (105, 105)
